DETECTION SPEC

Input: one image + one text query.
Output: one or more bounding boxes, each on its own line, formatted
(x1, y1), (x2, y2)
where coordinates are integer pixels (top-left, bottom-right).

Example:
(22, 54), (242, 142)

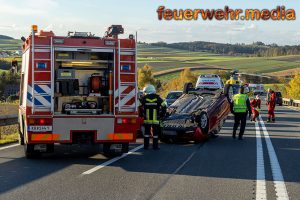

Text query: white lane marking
(82, 144), (144, 175)
(0, 143), (19, 151)
(173, 150), (197, 175)
(259, 116), (289, 200)
(255, 121), (267, 200)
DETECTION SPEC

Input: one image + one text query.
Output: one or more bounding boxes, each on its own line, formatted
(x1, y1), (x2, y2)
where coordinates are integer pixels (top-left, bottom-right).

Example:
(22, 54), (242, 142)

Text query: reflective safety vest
(233, 94), (248, 113)
(140, 94), (166, 125)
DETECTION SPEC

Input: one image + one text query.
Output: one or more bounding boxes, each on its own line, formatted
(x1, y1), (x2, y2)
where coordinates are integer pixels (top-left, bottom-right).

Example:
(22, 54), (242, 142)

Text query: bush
(284, 74), (300, 99)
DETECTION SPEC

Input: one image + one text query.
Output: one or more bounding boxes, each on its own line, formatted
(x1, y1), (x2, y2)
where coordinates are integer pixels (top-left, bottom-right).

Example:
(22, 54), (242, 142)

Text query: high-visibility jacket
(233, 94), (248, 113)
(140, 93), (166, 124)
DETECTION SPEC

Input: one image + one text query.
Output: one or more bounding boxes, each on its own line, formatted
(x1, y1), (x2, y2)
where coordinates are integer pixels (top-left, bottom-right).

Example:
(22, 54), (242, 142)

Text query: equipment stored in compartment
(90, 74), (102, 93)
(62, 100), (99, 114)
(57, 69), (75, 80)
(56, 79), (79, 96)
(89, 73), (108, 96)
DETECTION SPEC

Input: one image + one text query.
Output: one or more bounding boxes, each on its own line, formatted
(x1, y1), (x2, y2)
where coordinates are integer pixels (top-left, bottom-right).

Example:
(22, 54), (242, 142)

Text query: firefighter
(231, 86), (252, 140)
(266, 88), (276, 123)
(250, 95), (261, 122)
(140, 84), (166, 150)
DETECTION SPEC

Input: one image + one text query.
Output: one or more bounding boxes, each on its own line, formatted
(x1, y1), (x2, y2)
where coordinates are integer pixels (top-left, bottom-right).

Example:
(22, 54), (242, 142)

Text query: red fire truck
(18, 25), (140, 158)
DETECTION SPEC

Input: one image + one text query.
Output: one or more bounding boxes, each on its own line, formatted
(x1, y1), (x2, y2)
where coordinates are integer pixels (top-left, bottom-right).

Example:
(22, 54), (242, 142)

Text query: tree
(138, 64), (157, 89)
(285, 74), (300, 99)
(161, 68), (197, 97)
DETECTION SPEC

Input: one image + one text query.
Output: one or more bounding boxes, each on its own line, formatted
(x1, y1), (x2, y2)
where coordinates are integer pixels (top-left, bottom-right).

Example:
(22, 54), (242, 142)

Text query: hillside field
(137, 44), (300, 80)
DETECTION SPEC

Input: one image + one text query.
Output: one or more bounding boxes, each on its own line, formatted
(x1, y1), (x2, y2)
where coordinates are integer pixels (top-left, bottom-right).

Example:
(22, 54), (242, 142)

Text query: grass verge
(0, 132), (18, 145)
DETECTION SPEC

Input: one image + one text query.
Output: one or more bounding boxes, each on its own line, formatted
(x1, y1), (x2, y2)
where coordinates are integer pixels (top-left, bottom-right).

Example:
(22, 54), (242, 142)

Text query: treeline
(151, 41), (300, 57)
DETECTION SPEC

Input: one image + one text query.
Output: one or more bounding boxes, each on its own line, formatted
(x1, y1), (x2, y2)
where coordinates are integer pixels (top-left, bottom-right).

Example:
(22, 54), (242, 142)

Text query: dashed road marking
(255, 121), (267, 200)
(259, 116), (289, 200)
(81, 144), (144, 175)
(0, 143), (19, 151)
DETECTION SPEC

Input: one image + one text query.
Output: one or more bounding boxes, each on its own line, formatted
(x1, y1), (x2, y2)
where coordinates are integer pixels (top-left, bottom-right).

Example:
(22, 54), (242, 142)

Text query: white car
(195, 74), (224, 90)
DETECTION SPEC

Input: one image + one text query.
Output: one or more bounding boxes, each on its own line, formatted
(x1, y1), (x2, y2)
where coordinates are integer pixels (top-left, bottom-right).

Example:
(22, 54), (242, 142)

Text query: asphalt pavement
(0, 104), (299, 200)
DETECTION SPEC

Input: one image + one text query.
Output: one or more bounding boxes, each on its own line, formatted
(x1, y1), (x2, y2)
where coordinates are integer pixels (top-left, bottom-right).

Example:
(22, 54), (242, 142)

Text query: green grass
(0, 39), (22, 50)
(0, 132), (18, 145)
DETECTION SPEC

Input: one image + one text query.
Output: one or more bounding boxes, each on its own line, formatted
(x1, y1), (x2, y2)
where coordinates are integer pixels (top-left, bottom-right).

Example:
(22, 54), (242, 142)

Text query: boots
(232, 131), (236, 139)
(144, 136), (149, 150)
(153, 137), (159, 150)
(267, 118), (271, 123)
(272, 118), (275, 123)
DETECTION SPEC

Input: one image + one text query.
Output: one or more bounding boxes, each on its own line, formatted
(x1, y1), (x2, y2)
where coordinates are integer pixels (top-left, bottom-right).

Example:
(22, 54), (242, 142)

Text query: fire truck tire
(47, 144), (54, 153)
(103, 143), (129, 157)
(24, 144), (40, 159)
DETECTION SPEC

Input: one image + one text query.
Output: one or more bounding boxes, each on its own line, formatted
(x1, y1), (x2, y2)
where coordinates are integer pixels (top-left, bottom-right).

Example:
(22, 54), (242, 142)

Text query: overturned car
(161, 76), (234, 143)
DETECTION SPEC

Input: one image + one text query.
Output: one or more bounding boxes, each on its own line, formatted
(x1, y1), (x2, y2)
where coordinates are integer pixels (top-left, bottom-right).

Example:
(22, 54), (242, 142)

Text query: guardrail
(0, 114), (18, 127)
(282, 98), (300, 107)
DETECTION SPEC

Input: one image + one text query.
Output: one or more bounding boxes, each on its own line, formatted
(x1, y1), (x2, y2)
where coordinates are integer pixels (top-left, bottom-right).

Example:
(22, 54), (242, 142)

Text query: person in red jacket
(250, 95), (261, 122)
(267, 88), (276, 123)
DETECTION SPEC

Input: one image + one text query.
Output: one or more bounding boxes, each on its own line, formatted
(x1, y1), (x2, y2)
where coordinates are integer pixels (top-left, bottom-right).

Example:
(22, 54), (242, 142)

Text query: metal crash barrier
(283, 98), (300, 107)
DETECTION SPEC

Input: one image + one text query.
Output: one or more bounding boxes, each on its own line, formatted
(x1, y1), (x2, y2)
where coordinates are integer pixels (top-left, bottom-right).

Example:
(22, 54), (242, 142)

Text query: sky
(0, 0), (299, 45)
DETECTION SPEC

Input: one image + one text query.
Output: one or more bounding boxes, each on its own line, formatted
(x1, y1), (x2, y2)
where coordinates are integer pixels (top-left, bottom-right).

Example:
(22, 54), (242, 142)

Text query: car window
(166, 92), (182, 99)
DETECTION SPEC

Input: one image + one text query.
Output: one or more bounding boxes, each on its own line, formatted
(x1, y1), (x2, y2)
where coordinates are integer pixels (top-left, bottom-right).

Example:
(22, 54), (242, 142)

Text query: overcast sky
(0, 0), (299, 45)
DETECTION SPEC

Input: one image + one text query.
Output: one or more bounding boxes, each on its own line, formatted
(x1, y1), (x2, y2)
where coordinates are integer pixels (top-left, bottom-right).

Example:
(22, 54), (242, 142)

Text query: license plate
(163, 130), (177, 136)
(28, 126), (52, 132)
(34, 144), (47, 152)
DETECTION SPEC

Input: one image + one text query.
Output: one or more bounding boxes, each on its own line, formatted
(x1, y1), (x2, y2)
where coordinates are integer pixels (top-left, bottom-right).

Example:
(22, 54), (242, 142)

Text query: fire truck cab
(18, 25), (140, 158)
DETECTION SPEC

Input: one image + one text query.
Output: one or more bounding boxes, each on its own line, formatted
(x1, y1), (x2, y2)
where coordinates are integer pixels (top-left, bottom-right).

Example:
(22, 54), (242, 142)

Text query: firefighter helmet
(143, 84), (156, 94)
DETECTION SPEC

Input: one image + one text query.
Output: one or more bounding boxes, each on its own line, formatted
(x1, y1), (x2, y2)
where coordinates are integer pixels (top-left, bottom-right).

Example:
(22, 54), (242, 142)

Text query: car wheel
(183, 82), (193, 94)
(224, 84), (234, 102)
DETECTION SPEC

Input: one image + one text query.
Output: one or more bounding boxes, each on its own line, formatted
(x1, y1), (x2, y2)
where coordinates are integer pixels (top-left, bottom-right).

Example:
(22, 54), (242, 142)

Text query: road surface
(0, 105), (299, 200)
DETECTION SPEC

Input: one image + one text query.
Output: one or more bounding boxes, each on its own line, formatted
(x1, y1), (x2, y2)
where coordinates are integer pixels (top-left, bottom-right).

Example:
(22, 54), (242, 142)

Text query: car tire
(183, 82), (193, 94)
(224, 84), (234, 102)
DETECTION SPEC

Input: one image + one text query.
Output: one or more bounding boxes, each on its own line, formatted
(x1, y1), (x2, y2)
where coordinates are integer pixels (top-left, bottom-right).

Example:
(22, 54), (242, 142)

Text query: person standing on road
(231, 86), (252, 140)
(266, 88), (276, 123)
(140, 84), (166, 150)
(250, 95), (261, 122)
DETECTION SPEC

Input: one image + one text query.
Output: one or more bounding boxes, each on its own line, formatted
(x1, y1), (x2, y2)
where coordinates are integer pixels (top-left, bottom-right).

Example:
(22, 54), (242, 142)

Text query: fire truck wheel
(47, 144), (54, 153)
(24, 144), (40, 159)
(103, 143), (129, 157)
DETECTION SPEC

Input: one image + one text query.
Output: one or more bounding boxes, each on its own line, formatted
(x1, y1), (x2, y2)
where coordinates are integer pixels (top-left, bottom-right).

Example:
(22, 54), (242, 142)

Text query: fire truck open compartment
(53, 51), (114, 115)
